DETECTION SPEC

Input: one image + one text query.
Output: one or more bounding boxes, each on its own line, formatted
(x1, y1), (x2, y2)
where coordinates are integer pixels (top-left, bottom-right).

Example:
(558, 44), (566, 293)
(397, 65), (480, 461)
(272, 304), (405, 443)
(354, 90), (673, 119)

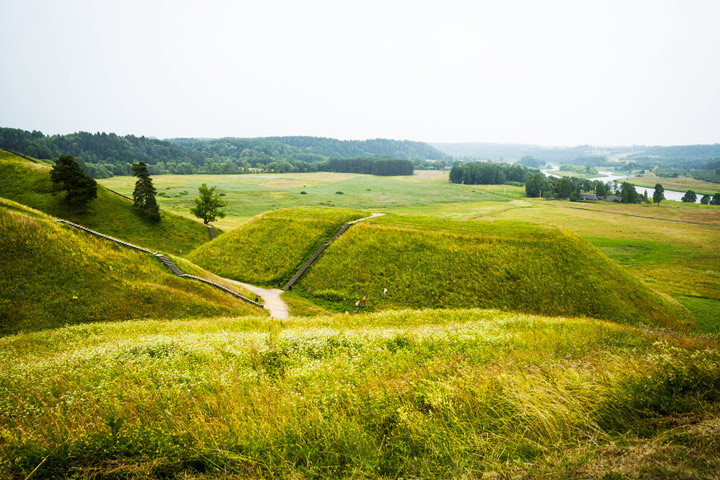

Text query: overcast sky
(1, 0), (719, 146)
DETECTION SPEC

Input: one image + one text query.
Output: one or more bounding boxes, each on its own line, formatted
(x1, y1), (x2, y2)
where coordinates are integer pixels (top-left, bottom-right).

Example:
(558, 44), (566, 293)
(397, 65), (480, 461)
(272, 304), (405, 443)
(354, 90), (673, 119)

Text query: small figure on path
(307, 288), (312, 295)
(354, 300), (360, 314)
(383, 287), (387, 296)
(362, 295), (366, 305)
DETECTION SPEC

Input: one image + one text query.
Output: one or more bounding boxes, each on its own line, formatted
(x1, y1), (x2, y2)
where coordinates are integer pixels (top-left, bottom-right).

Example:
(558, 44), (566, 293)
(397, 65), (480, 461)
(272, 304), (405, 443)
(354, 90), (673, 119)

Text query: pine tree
(50, 154), (97, 215)
(653, 184), (665, 205)
(132, 162), (160, 222)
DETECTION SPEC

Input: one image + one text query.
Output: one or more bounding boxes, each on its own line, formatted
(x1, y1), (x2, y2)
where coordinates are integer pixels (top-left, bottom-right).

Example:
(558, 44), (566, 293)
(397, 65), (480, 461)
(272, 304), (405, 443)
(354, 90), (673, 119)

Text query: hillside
(188, 207), (363, 286)
(293, 215), (685, 328)
(0, 199), (263, 335)
(0, 150), (214, 254)
(1, 309), (718, 478)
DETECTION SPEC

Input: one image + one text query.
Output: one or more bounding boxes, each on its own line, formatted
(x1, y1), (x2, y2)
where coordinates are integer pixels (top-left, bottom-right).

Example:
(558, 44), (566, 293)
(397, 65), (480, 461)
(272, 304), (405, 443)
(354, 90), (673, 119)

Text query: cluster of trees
(682, 190), (720, 205)
(323, 157), (413, 176)
(449, 162), (532, 185)
(50, 155), (98, 214)
(525, 174), (648, 202)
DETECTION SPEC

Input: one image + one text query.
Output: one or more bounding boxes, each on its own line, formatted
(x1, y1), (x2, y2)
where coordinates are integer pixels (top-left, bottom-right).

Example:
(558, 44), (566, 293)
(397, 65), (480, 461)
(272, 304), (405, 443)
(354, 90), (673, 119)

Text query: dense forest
(324, 157), (413, 176)
(448, 161), (533, 186)
(0, 128), (449, 178)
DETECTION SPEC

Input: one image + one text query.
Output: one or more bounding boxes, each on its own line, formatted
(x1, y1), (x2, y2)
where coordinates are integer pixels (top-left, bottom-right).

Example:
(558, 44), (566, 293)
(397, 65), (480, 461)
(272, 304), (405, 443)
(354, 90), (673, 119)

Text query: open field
(1, 310), (719, 479)
(99, 170), (510, 228)
(628, 173), (720, 196)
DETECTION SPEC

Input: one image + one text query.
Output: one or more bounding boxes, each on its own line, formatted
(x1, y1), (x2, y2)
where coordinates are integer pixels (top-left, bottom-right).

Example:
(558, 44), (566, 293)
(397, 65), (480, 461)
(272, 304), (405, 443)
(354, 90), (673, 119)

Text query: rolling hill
(278, 214), (685, 328)
(0, 199), (263, 335)
(187, 207), (363, 286)
(0, 149), (215, 254)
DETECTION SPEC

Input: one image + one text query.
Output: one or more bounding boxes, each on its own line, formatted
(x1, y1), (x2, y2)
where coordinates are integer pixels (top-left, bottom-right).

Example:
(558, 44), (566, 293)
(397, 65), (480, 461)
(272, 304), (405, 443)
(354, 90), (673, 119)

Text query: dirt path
(225, 279), (289, 320)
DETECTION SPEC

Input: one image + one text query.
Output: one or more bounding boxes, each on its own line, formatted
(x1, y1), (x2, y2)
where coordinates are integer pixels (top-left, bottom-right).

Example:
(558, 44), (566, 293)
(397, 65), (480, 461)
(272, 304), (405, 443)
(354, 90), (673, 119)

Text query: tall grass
(187, 207), (363, 286)
(0, 309), (718, 478)
(0, 199), (263, 335)
(296, 217), (686, 328)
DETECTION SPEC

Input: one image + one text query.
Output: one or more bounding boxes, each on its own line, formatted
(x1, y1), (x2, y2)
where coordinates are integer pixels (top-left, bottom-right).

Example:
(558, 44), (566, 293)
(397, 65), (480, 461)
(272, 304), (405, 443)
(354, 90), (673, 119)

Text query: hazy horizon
(2, 0), (719, 146)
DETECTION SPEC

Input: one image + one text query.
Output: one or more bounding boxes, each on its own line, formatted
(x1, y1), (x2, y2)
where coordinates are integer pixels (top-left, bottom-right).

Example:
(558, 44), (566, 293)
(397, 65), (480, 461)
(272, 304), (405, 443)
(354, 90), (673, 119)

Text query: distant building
(580, 193), (598, 201)
(604, 195), (621, 202)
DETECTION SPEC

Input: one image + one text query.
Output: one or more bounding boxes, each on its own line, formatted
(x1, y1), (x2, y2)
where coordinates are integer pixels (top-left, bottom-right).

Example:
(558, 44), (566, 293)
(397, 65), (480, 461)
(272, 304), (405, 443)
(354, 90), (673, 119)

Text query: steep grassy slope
(0, 199), (263, 335)
(188, 207), (363, 286)
(296, 215), (685, 328)
(0, 150), (214, 254)
(1, 310), (718, 478)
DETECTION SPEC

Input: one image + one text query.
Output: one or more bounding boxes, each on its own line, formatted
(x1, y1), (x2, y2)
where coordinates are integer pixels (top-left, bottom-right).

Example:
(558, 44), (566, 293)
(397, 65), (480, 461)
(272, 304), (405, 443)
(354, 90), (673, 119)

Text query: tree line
(449, 162), (533, 185)
(323, 157), (413, 176)
(0, 128), (448, 178)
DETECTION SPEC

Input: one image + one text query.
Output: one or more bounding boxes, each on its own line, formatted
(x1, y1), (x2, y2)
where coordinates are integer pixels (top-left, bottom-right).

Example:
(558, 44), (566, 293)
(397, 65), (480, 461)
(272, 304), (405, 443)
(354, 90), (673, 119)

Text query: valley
(1, 151), (719, 478)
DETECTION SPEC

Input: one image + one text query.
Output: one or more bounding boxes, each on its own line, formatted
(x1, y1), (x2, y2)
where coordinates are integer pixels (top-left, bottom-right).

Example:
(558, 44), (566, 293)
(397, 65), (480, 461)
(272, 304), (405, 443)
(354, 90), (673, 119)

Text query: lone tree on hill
(190, 183), (226, 224)
(50, 154), (97, 214)
(653, 184), (665, 205)
(681, 190), (697, 203)
(132, 162), (160, 222)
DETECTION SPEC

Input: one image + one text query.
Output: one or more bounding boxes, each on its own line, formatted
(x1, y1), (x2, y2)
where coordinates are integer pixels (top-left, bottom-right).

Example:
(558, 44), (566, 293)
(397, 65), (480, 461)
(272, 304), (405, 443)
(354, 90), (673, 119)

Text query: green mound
(1, 310), (718, 478)
(0, 150), (214, 254)
(296, 216), (685, 328)
(0, 199), (263, 335)
(188, 207), (363, 286)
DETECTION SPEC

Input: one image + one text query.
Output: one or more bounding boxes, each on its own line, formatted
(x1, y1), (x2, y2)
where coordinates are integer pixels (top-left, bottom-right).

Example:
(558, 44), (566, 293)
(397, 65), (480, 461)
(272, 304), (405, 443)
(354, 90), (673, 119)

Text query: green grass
(678, 296), (720, 334)
(187, 207), (363, 287)
(99, 171), (509, 227)
(585, 237), (697, 265)
(0, 150), (215, 254)
(0, 199), (263, 335)
(294, 216), (686, 328)
(1, 310), (718, 478)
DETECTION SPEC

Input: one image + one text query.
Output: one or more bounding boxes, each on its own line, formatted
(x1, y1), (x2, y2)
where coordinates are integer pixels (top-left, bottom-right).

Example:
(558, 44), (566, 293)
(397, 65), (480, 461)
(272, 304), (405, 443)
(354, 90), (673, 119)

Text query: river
(540, 165), (704, 204)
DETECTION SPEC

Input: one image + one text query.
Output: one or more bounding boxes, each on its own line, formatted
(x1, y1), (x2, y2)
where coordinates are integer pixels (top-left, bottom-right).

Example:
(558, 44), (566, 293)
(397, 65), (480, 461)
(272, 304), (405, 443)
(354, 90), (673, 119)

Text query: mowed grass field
(2, 310), (719, 479)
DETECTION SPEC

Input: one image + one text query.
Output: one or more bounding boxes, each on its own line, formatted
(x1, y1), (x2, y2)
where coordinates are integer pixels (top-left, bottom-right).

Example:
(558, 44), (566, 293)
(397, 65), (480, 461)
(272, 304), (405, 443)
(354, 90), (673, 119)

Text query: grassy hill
(294, 215), (685, 328)
(1, 309), (718, 478)
(0, 150), (214, 254)
(0, 199), (263, 335)
(187, 207), (363, 286)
